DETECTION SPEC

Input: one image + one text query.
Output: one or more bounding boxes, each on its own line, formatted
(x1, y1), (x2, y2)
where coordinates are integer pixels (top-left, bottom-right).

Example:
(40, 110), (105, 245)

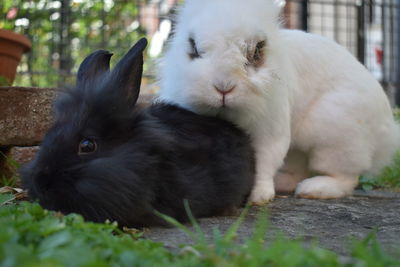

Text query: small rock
(9, 146), (39, 164)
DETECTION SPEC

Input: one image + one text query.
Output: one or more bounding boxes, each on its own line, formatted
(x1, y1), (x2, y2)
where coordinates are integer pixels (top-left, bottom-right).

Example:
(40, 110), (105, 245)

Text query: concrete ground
(144, 191), (400, 256)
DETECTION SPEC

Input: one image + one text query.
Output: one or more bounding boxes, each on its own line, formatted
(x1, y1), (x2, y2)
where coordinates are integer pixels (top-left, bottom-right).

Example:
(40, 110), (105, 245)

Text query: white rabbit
(158, 0), (400, 204)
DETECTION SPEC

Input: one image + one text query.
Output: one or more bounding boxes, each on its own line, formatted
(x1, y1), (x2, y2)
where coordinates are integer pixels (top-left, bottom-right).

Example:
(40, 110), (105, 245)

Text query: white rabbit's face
(160, 0), (282, 116)
(186, 33), (271, 108)
(161, 30), (281, 116)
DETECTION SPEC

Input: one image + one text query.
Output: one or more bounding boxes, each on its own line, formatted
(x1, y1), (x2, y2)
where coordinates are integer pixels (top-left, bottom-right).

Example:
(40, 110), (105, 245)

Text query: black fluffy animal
(21, 38), (255, 227)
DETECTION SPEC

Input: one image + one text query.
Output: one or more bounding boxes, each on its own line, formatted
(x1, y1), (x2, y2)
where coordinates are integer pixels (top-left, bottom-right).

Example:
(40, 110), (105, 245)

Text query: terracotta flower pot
(0, 29), (32, 85)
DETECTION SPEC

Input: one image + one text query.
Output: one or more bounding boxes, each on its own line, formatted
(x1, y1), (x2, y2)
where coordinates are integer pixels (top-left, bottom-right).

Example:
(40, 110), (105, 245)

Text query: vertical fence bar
(390, 1), (395, 86)
(381, 1), (387, 86)
(25, 7), (34, 86)
(356, 0), (366, 64)
(101, 0), (106, 49)
(59, 0), (72, 87)
(397, 0), (400, 105)
(368, 0), (374, 23)
(334, 1), (339, 41)
(300, 0), (308, 31)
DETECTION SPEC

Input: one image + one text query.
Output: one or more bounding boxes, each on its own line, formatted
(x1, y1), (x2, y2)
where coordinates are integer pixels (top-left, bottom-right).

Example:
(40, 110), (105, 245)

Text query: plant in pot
(0, 5), (32, 86)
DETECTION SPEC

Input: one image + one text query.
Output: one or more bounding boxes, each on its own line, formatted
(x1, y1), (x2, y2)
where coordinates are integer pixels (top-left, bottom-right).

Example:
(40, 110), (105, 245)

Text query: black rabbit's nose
(213, 83), (236, 96)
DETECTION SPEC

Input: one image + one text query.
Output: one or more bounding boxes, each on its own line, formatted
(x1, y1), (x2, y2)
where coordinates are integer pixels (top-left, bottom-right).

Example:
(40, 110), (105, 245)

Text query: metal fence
(283, 0), (400, 105)
(2, 0), (151, 88)
(4, 0), (400, 104)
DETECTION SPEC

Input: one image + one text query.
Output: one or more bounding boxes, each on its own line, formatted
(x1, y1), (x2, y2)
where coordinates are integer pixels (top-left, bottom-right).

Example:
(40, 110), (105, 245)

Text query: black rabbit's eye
(78, 139), (97, 155)
(188, 37), (202, 60)
(247, 40), (266, 68)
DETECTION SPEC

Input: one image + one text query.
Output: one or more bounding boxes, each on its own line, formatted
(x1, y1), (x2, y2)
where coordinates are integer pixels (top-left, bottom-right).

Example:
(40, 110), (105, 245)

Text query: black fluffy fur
(21, 38), (255, 227)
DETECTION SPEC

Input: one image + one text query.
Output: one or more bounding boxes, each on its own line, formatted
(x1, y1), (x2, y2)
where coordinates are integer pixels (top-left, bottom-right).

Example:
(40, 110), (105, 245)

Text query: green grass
(0, 152), (20, 188)
(0, 194), (399, 267)
(360, 150), (400, 191)
(0, 75), (11, 86)
(377, 150), (400, 189)
(359, 110), (400, 191)
(394, 109), (400, 122)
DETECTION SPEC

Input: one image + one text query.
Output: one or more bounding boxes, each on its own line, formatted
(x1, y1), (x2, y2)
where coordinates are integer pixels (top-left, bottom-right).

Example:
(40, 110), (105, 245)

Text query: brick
(0, 87), (56, 146)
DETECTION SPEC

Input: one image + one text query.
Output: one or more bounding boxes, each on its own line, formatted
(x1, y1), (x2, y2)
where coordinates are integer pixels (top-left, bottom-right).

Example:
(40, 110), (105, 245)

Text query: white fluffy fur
(158, 0), (400, 203)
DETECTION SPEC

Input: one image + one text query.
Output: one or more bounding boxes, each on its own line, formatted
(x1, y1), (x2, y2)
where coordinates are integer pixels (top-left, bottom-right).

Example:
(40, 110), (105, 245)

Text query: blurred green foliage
(1, 0), (147, 88)
(360, 150), (400, 191)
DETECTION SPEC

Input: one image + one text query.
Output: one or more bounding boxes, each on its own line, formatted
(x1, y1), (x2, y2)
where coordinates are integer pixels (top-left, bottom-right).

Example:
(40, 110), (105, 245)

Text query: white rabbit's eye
(188, 37), (201, 60)
(78, 139), (97, 155)
(247, 40), (266, 68)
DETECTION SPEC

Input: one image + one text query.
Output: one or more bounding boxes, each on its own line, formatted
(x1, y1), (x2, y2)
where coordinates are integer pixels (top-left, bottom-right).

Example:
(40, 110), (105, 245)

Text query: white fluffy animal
(158, 0), (400, 204)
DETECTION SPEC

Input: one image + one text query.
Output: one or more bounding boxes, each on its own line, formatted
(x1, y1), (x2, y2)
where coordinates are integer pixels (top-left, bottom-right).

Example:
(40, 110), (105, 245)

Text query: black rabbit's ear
(77, 50), (113, 86)
(110, 38), (148, 106)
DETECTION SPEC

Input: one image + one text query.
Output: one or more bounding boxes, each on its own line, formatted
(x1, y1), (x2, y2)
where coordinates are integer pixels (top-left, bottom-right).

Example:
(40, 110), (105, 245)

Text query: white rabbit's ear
(77, 50), (113, 87)
(273, 0), (286, 8)
(110, 38), (148, 106)
(261, 0), (283, 23)
(273, 0), (287, 24)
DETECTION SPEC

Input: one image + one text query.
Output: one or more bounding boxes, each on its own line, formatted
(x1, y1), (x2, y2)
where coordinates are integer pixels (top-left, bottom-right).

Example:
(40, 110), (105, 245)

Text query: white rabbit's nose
(213, 82), (236, 95)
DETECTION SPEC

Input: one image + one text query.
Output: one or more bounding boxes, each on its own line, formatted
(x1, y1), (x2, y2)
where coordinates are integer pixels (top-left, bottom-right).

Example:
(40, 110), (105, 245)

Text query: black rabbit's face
(28, 102), (126, 186)
(21, 83), (149, 219)
(22, 113), (129, 221)
(21, 111), (154, 226)
(24, 119), (94, 197)
(22, 38), (149, 225)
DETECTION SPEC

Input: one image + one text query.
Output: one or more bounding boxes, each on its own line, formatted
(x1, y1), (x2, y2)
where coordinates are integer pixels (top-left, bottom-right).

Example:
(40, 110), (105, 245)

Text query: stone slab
(0, 87), (56, 146)
(0, 86), (155, 146)
(144, 191), (400, 256)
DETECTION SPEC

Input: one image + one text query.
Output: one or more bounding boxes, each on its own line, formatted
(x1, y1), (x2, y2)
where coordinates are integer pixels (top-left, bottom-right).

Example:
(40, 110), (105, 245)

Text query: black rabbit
(21, 38), (255, 228)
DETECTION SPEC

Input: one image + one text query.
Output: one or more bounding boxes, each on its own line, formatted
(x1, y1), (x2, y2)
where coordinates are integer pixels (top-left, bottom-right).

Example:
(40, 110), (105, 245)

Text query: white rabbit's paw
(295, 176), (354, 199)
(249, 185), (275, 205)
